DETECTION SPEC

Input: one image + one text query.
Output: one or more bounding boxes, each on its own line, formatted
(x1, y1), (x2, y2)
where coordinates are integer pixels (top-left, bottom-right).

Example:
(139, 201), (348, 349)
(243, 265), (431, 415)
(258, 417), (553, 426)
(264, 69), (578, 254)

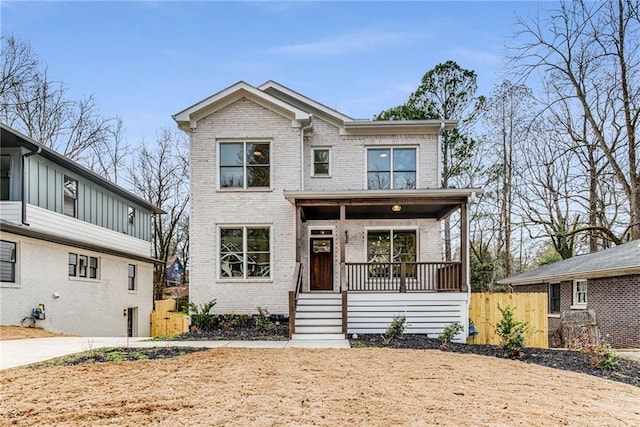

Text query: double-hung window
(0, 240), (16, 283)
(128, 264), (136, 291)
(573, 279), (587, 307)
(366, 229), (417, 277)
(312, 148), (331, 177)
(219, 226), (270, 279)
(63, 176), (78, 217)
(549, 283), (560, 313)
(219, 142), (270, 189)
(367, 147), (416, 190)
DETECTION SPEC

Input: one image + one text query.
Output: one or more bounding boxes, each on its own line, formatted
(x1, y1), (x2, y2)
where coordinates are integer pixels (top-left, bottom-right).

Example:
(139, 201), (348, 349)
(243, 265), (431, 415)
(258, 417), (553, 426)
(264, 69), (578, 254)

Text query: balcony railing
(344, 261), (462, 292)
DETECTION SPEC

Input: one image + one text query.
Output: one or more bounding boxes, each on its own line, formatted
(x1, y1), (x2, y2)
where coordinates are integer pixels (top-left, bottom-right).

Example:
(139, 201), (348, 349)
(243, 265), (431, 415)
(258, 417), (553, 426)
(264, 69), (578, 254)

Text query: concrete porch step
(295, 325), (343, 334)
(295, 311), (343, 319)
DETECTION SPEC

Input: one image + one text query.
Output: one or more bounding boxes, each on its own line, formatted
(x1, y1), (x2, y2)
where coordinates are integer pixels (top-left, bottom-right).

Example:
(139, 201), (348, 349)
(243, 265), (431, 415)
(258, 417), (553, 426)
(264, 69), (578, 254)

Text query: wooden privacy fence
(150, 298), (190, 337)
(469, 292), (548, 348)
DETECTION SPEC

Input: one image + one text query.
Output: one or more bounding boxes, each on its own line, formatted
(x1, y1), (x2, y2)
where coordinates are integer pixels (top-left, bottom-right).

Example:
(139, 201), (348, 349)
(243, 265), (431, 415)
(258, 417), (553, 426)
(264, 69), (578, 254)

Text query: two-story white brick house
(0, 124), (162, 336)
(174, 81), (480, 340)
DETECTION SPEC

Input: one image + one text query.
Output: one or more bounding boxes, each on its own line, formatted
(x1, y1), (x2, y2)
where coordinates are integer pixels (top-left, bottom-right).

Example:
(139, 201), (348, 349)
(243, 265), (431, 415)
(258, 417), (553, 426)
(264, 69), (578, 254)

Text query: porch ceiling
(284, 189), (481, 221)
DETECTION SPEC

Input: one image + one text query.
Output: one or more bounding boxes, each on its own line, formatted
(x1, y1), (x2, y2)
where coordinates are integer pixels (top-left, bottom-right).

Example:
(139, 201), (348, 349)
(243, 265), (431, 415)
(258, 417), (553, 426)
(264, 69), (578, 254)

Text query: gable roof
(172, 81), (311, 131)
(1, 124), (163, 214)
(173, 80), (458, 134)
(500, 240), (640, 285)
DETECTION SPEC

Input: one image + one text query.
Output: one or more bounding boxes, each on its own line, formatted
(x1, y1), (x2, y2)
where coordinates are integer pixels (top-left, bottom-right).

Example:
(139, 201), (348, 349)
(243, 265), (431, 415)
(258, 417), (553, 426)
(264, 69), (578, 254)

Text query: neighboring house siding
(588, 274), (640, 348)
(514, 278), (639, 348)
(25, 156), (152, 241)
(190, 98), (300, 314)
(0, 232), (153, 336)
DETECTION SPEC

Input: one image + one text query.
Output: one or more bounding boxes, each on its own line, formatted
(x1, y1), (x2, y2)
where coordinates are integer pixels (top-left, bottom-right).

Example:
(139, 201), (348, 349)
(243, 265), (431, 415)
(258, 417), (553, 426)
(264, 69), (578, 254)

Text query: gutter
(299, 116), (313, 190)
(21, 146), (42, 225)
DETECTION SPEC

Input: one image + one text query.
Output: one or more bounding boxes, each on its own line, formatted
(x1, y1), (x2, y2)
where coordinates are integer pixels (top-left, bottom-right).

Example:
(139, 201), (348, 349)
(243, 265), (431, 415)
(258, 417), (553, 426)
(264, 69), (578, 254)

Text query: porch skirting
(347, 292), (468, 342)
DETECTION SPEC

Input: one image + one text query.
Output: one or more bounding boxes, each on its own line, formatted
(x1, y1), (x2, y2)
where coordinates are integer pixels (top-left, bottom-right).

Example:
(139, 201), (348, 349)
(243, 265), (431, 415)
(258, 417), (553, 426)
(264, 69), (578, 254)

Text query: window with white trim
(0, 240), (16, 283)
(128, 264), (136, 291)
(219, 142), (270, 189)
(312, 148), (331, 177)
(367, 147), (416, 190)
(549, 283), (560, 313)
(128, 206), (136, 225)
(573, 279), (587, 307)
(63, 176), (78, 217)
(219, 226), (270, 279)
(68, 253), (98, 279)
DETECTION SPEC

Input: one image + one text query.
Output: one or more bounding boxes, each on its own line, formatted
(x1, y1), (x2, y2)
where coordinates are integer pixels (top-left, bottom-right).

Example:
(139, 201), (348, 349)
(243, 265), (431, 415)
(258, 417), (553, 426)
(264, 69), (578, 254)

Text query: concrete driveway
(0, 337), (350, 370)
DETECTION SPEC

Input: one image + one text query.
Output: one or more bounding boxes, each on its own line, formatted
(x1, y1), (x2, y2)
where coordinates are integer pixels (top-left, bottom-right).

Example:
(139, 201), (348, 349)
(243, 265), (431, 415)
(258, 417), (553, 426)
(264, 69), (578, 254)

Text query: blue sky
(2, 1), (545, 144)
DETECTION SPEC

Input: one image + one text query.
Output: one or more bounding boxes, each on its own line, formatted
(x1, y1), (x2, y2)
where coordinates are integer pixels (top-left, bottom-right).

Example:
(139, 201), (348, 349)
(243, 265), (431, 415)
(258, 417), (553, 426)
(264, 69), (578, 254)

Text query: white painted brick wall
(0, 232), (153, 336)
(190, 98), (443, 314)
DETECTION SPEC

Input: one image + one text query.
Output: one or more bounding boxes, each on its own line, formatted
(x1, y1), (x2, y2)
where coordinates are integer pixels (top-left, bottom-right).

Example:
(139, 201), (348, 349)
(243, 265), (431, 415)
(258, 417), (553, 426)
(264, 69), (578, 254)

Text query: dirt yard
(2, 348), (639, 426)
(0, 325), (74, 340)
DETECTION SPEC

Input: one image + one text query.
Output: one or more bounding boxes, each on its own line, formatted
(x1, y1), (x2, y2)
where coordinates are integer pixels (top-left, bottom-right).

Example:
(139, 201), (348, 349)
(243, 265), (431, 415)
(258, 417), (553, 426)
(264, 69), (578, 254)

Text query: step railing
(344, 261), (462, 292)
(288, 262), (303, 338)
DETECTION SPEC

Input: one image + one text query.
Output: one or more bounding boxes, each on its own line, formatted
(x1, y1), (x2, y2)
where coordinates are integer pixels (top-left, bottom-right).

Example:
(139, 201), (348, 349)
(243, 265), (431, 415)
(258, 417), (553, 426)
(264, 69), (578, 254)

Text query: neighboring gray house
(0, 124), (162, 337)
(173, 81), (480, 340)
(500, 241), (640, 348)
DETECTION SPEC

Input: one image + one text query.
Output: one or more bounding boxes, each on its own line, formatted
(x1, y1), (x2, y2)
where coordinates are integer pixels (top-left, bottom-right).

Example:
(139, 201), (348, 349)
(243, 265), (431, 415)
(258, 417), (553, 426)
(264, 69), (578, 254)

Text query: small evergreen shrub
(255, 306), (274, 332)
(494, 304), (529, 359)
(439, 322), (464, 347)
(383, 315), (406, 345)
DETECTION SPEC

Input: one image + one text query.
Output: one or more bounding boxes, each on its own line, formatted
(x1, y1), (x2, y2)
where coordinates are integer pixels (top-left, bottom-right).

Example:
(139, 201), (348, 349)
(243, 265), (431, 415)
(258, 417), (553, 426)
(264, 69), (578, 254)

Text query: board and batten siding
(347, 292), (468, 342)
(26, 156), (152, 241)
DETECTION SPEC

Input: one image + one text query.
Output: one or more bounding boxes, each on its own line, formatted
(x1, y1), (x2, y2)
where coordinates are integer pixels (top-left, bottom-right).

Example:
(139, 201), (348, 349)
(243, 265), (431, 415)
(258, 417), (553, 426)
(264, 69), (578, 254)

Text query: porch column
(339, 204), (346, 291)
(296, 205), (302, 263)
(460, 202), (468, 292)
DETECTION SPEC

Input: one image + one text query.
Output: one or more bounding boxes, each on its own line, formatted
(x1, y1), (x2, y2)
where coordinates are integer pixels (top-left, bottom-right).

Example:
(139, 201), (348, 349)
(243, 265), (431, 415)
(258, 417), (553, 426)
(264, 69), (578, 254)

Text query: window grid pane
(68, 253), (77, 276)
(128, 264), (136, 290)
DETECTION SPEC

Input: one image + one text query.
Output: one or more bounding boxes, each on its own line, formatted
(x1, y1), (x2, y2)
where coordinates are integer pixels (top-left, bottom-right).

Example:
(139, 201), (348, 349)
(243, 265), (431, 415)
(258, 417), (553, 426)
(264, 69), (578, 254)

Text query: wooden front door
(310, 238), (333, 291)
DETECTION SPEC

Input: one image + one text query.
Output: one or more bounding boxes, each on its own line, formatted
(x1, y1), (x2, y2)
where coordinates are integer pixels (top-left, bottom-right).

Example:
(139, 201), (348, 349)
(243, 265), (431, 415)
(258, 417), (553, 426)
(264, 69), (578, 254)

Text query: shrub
(439, 322), (464, 347)
(383, 315), (406, 345)
(579, 342), (620, 370)
(255, 306), (274, 332)
(183, 300), (217, 332)
(494, 304), (529, 359)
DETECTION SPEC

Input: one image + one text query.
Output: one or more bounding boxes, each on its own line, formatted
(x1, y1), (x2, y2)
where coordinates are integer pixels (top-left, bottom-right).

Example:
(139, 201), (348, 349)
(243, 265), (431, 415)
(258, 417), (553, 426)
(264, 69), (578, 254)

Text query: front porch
(285, 189), (479, 339)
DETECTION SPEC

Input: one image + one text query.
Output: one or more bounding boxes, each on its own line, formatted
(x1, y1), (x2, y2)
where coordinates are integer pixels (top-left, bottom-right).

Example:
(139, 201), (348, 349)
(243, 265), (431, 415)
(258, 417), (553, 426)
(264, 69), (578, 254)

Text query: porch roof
(284, 189), (481, 220)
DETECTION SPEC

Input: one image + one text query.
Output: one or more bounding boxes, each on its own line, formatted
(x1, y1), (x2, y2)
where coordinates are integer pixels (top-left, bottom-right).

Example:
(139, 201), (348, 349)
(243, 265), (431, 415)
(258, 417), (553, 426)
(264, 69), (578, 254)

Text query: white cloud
(267, 30), (422, 56)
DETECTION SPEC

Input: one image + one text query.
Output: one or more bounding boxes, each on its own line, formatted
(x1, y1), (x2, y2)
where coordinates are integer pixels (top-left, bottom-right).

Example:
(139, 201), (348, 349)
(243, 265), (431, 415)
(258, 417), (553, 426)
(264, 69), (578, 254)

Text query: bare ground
(2, 347), (640, 426)
(0, 325), (74, 340)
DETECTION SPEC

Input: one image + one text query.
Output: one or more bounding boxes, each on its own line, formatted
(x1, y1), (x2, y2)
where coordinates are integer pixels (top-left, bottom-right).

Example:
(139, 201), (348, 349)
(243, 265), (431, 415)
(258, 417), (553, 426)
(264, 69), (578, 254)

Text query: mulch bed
(158, 317), (290, 341)
(350, 334), (640, 387)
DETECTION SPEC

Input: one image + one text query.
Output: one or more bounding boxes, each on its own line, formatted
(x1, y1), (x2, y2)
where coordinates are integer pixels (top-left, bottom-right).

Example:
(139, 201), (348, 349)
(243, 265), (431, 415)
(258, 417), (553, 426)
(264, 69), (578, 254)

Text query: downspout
(437, 121), (445, 188)
(299, 115), (313, 191)
(21, 146), (42, 225)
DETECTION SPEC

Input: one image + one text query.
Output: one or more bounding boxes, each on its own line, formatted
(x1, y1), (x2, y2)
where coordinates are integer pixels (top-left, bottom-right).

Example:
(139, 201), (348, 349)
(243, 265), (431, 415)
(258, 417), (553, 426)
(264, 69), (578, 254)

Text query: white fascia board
(258, 80), (354, 123)
(173, 81), (310, 131)
(341, 120), (458, 135)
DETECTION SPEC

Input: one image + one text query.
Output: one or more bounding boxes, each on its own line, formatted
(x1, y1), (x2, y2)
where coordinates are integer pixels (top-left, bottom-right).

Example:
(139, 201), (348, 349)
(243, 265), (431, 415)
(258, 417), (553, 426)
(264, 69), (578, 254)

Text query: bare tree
(128, 128), (190, 300)
(87, 117), (131, 184)
(1, 33), (114, 164)
(512, 0), (640, 240)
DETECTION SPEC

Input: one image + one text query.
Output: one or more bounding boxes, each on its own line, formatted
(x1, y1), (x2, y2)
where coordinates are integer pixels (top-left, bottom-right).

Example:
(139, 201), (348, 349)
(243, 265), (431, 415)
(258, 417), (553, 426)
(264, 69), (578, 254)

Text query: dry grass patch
(2, 348), (639, 426)
(0, 325), (75, 340)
